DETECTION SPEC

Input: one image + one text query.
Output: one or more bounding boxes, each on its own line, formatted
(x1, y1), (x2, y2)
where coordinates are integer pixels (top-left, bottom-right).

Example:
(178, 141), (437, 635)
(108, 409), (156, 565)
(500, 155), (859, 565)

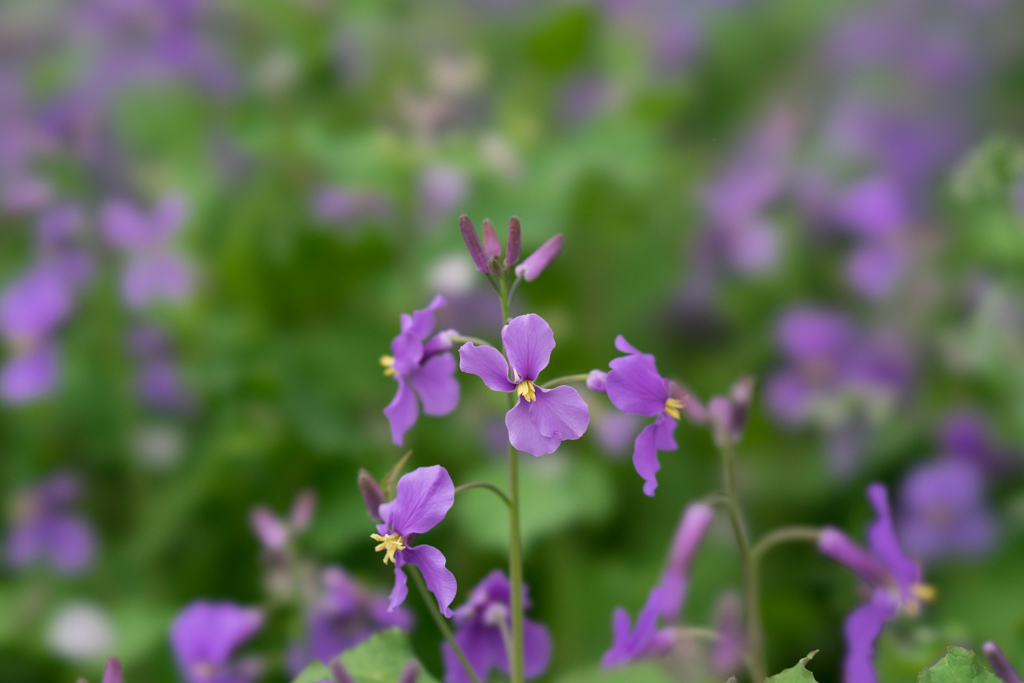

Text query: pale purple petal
(506, 397), (562, 456)
(410, 353), (459, 416)
(400, 544), (457, 617)
(391, 333), (425, 375)
(5, 522), (43, 568)
(666, 503), (714, 578)
(459, 343), (514, 392)
(482, 219), (501, 259)
(502, 314), (554, 382)
(606, 353), (669, 417)
(530, 385), (589, 441)
(842, 598), (897, 683)
(388, 565), (410, 612)
(384, 376), (419, 447)
(836, 177), (909, 236)
(515, 234), (563, 282)
(776, 308), (852, 361)
(522, 618), (553, 679)
(383, 465), (454, 537)
(250, 507), (288, 550)
(170, 601), (263, 668)
(0, 267), (72, 338)
(865, 483), (919, 590)
(632, 414), (678, 497)
(444, 622), (505, 683)
(846, 243), (908, 299)
(818, 527), (892, 589)
(613, 335), (644, 355)
(102, 657), (124, 683)
(764, 371), (811, 425)
(2, 344), (59, 403)
(101, 199), (150, 249)
(401, 295), (446, 341)
(43, 516), (95, 573)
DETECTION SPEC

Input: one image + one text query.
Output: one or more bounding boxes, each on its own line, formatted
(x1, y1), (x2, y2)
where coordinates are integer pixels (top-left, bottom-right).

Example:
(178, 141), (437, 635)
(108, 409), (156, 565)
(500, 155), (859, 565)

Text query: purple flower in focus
(603, 503), (714, 667)
(819, 483), (933, 683)
(382, 295), (460, 446)
(371, 465), (458, 617)
(100, 195), (192, 308)
(441, 570), (552, 683)
(170, 601), (263, 683)
(4, 472), (95, 574)
(288, 566), (413, 674)
(603, 336), (685, 496)
(459, 314), (590, 456)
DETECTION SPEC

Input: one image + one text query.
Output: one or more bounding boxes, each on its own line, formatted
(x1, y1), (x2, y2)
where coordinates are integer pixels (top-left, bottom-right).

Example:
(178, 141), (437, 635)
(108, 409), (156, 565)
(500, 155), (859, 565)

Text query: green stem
(409, 567), (483, 683)
(454, 481), (511, 507)
(720, 444), (766, 683)
(448, 334), (493, 347)
(751, 526), (822, 563)
(540, 373), (591, 388)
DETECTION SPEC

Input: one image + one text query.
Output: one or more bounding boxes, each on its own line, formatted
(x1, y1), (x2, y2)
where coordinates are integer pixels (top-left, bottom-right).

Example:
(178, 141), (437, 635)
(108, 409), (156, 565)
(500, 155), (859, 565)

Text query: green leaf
(291, 660), (331, 683)
(765, 650), (820, 682)
(917, 647), (1001, 683)
(337, 628), (440, 683)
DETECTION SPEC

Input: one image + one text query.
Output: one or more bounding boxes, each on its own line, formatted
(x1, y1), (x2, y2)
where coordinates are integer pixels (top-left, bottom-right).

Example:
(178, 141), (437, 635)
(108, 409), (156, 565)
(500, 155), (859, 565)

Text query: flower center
(371, 532), (406, 564)
(903, 582), (937, 617)
(516, 379), (537, 403)
(664, 397), (685, 420)
(380, 354), (397, 377)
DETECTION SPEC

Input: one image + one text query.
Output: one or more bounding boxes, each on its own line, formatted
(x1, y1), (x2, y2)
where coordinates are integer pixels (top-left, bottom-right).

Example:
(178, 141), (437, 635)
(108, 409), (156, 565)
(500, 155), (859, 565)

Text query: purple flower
(100, 195), (192, 308)
(170, 601), (263, 683)
(250, 489), (316, 552)
(459, 314), (589, 456)
(604, 336), (685, 496)
(372, 465), (458, 617)
(441, 570), (552, 683)
(514, 234), (564, 282)
(818, 484), (933, 683)
(4, 472), (95, 574)
(382, 295), (460, 446)
(940, 411), (1018, 475)
(897, 458), (997, 561)
(705, 377), (756, 448)
(602, 503), (714, 667)
(288, 566), (413, 674)
(129, 325), (195, 413)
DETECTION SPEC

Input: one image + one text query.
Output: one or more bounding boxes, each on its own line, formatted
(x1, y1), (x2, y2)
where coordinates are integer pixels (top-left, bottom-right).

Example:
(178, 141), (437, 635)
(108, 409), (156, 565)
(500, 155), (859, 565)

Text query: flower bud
(983, 641), (1022, 683)
(102, 657), (124, 683)
(586, 369), (608, 393)
(505, 216), (521, 266)
(459, 215), (489, 273)
(515, 233), (564, 282)
(288, 489), (316, 532)
(250, 506), (288, 550)
(482, 218), (502, 260)
(667, 502), (714, 577)
(358, 469), (385, 522)
(330, 658), (357, 683)
(399, 662), (420, 683)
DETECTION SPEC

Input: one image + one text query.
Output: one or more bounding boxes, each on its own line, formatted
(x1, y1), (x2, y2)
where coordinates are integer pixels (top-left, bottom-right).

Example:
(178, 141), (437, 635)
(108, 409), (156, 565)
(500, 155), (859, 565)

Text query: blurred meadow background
(3, 0), (1024, 681)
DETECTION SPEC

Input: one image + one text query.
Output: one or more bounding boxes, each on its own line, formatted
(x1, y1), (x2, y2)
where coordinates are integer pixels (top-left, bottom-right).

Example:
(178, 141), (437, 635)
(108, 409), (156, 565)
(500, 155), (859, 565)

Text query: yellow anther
(912, 583), (937, 603)
(516, 379), (537, 403)
(371, 532), (406, 564)
(380, 355), (397, 377)
(664, 397), (685, 420)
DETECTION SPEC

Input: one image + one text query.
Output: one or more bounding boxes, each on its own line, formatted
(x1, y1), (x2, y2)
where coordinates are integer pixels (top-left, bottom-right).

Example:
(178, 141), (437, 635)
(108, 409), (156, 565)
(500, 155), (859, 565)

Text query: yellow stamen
(664, 397), (685, 420)
(371, 532), (406, 564)
(912, 583), (937, 603)
(380, 354), (397, 377)
(516, 379), (537, 403)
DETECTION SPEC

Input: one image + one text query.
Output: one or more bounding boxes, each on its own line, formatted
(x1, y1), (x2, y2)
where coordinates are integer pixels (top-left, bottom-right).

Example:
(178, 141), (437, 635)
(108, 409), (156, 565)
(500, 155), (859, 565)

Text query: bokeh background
(3, 0), (1024, 681)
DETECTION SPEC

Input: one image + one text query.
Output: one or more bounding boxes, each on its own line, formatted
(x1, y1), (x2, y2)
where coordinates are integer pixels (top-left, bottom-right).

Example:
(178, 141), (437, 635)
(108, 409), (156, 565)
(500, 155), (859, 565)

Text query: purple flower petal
(384, 376), (419, 447)
(482, 219), (502, 260)
(613, 335), (644, 355)
(522, 617), (553, 679)
(606, 353), (669, 417)
(846, 242), (908, 299)
(2, 343), (59, 403)
(388, 565), (410, 613)
(43, 516), (96, 573)
(502, 314), (554, 382)
(776, 308), (853, 361)
(506, 397), (562, 456)
(459, 343), (515, 392)
(401, 295), (446, 341)
(666, 503), (714, 578)
(530, 385), (589, 442)
(1, 267), (71, 339)
(865, 483), (919, 589)
(842, 598), (897, 683)
(381, 465), (454, 537)
(391, 333), (425, 375)
(410, 353), (459, 417)
(170, 602), (263, 673)
(818, 527), (892, 589)
(444, 621), (506, 683)
(515, 234), (563, 282)
(103, 657), (124, 683)
(101, 199), (150, 249)
(632, 414), (677, 497)
(400, 544), (457, 617)
(764, 370), (811, 425)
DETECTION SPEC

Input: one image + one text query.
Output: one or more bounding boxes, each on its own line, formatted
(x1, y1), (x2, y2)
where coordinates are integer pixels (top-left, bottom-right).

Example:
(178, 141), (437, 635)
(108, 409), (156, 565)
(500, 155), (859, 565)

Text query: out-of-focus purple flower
(4, 472), (95, 574)
(983, 641), (1023, 683)
(420, 165), (468, 226)
(35, 204), (94, 288)
(603, 503), (714, 667)
(593, 410), (643, 458)
(382, 295), (460, 446)
(100, 195), (192, 308)
(706, 377), (755, 448)
(940, 411), (1019, 474)
(441, 570), (552, 683)
(459, 314), (589, 456)
(288, 566), (413, 674)
(819, 483), (933, 683)
(515, 234), (564, 282)
(372, 465), (458, 617)
(604, 336), (685, 496)
(897, 458), (997, 561)
(129, 325), (195, 413)
(170, 601), (263, 683)
(311, 186), (392, 226)
(1013, 179), (1024, 216)
(250, 489), (316, 552)
(711, 592), (744, 676)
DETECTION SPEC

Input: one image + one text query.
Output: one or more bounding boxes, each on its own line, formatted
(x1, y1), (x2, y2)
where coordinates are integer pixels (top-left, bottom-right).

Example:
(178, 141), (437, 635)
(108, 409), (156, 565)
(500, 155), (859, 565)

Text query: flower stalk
(409, 566), (483, 683)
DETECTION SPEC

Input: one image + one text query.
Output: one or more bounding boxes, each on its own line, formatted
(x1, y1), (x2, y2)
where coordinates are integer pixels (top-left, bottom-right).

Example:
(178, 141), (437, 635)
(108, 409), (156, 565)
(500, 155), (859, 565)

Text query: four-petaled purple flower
(371, 465), (458, 617)
(603, 502), (714, 667)
(4, 471), (95, 574)
(818, 483), (934, 683)
(442, 570), (552, 683)
(459, 314), (589, 456)
(170, 601), (263, 683)
(602, 336), (686, 496)
(382, 295), (460, 446)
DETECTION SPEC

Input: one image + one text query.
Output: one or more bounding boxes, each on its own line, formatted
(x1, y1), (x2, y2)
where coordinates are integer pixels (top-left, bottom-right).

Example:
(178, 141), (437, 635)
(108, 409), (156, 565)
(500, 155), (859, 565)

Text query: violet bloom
(4, 472), (95, 574)
(441, 570), (552, 683)
(381, 295), (460, 446)
(940, 411), (1018, 475)
(897, 458), (997, 561)
(289, 566), (413, 674)
(459, 314), (589, 457)
(100, 195), (192, 308)
(371, 465), (458, 617)
(603, 503), (714, 667)
(170, 601), (263, 683)
(819, 484), (934, 683)
(834, 176), (912, 299)
(604, 336), (685, 496)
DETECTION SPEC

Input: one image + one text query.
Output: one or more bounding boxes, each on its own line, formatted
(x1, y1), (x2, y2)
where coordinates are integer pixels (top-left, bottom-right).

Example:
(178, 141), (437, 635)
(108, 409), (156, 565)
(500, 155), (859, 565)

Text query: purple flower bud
(818, 527), (891, 588)
(505, 217), (521, 266)
(666, 503), (713, 577)
(250, 506), (289, 550)
(459, 215), (489, 273)
(103, 657), (124, 683)
(482, 219), (502, 260)
(586, 370), (608, 393)
(358, 469), (385, 522)
(983, 641), (1022, 683)
(329, 659), (356, 683)
(399, 662), (419, 683)
(289, 489), (316, 531)
(515, 234), (564, 282)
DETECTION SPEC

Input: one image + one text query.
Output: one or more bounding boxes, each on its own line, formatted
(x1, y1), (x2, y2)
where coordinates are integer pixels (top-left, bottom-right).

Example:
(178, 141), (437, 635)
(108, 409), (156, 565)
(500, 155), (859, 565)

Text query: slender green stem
(409, 567), (483, 683)
(540, 373), (591, 388)
(720, 444), (766, 683)
(448, 334), (492, 347)
(752, 526), (822, 563)
(454, 481), (511, 507)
